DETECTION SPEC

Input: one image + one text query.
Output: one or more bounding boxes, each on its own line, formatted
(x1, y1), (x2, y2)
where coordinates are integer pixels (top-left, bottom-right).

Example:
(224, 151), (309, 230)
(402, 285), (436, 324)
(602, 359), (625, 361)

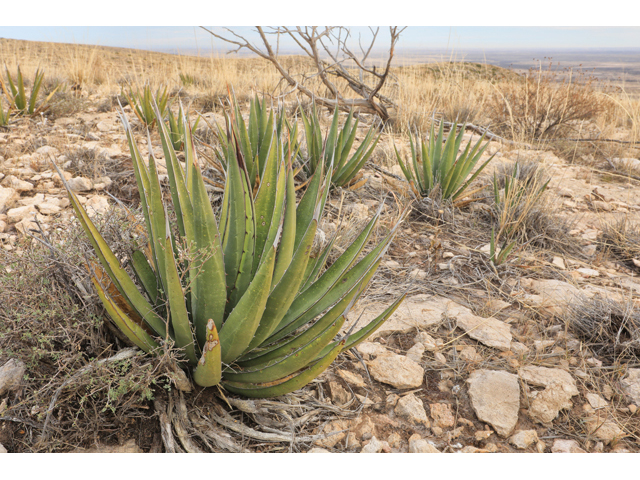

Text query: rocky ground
(1, 99), (640, 453)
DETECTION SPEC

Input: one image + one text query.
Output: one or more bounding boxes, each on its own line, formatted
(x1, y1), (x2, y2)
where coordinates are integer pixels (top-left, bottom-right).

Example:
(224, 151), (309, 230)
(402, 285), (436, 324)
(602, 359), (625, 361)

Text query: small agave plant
(302, 102), (380, 189)
(395, 122), (494, 202)
(56, 102), (405, 398)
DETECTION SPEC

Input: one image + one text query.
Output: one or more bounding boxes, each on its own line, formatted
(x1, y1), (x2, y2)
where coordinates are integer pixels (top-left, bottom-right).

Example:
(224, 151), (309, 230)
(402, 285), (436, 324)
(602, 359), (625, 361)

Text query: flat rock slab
(519, 366), (579, 396)
(467, 369), (520, 437)
(621, 369), (640, 405)
(350, 295), (511, 351)
(366, 354), (424, 389)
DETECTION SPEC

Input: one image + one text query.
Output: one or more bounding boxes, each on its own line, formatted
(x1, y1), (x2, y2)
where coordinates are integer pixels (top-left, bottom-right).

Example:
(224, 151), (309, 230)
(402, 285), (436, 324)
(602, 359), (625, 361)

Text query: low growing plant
(55, 102), (405, 398)
(0, 66), (60, 116)
(124, 84), (170, 128)
(302, 102), (380, 189)
(395, 122), (494, 202)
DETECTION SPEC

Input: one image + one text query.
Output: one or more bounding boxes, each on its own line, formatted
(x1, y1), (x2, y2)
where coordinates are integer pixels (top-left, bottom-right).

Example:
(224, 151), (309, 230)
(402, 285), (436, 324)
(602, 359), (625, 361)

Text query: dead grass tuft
(598, 217), (640, 269)
(565, 296), (640, 364)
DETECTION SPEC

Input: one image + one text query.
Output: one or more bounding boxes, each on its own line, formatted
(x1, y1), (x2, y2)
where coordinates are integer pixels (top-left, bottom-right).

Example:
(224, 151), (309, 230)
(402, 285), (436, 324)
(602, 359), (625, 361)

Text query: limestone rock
(467, 369), (520, 437)
(67, 176), (93, 192)
(584, 413), (624, 444)
(521, 279), (581, 316)
(360, 436), (383, 453)
(0, 358), (26, 396)
(429, 403), (455, 428)
(528, 383), (575, 424)
(307, 447), (331, 453)
(2, 175), (34, 192)
(85, 195), (109, 216)
(395, 393), (430, 427)
(509, 430), (538, 449)
(356, 342), (389, 357)
(454, 307), (512, 351)
(336, 369), (366, 388)
(6, 205), (37, 223)
(0, 186), (18, 211)
(0, 443), (7, 453)
(406, 342), (425, 363)
(408, 435), (440, 453)
(367, 354), (424, 389)
(551, 439), (586, 453)
(518, 366), (579, 396)
(585, 393), (609, 409)
(621, 369), (640, 405)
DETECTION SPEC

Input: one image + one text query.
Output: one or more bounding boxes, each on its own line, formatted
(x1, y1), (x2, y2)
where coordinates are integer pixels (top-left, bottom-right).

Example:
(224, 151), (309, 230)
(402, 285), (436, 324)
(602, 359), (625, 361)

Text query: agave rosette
(55, 102), (405, 398)
(395, 122), (495, 201)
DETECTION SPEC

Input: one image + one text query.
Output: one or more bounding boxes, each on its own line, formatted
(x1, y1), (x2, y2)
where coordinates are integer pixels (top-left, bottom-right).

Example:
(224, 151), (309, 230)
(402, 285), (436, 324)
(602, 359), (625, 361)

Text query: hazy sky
(2, 26), (639, 54)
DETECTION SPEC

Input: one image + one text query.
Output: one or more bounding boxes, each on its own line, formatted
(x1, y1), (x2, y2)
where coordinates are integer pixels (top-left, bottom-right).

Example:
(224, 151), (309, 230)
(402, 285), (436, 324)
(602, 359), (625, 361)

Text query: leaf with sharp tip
(91, 276), (160, 353)
(193, 319), (222, 387)
(130, 250), (158, 304)
(161, 223), (197, 364)
(221, 339), (345, 398)
(52, 160), (166, 337)
(223, 315), (344, 384)
(219, 243), (276, 364)
(247, 216), (318, 350)
(271, 163), (296, 287)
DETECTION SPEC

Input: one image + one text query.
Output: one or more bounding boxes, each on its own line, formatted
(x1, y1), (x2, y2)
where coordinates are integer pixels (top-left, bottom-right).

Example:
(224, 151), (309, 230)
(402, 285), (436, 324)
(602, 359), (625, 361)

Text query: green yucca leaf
(57, 97), (404, 398)
(397, 122), (495, 202)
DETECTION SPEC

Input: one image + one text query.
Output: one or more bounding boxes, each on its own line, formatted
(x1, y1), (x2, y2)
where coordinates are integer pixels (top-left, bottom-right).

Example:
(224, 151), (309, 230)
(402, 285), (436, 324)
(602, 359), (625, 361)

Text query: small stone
(534, 340), (555, 352)
(356, 342), (389, 357)
(0, 443), (7, 453)
(584, 414), (624, 443)
(467, 369), (520, 437)
(434, 352), (447, 364)
(518, 366), (579, 396)
(315, 420), (349, 448)
(85, 195), (109, 216)
(551, 439), (587, 453)
(67, 176), (94, 192)
(408, 434), (440, 453)
(528, 383), (576, 424)
(406, 342), (425, 363)
(6, 205), (37, 223)
(552, 257), (566, 270)
(328, 381), (351, 406)
(367, 354), (424, 389)
(360, 436), (384, 453)
(307, 447), (331, 453)
(395, 393), (430, 427)
(577, 267), (600, 278)
(430, 403), (455, 428)
(37, 203), (61, 215)
(459, 345), (481, 362)
(337, 369), (366, 388)
(387, 432), (402, 449)
(621, 369), (640, 405)
(75, 439), (142, 453)
(0, 186), (18, 210)
(474, 429), (493, 441)
(2, 175), (34, 192)
(415, 332), (440, 351)
(0, 358), (26, 396)
(509, 430), (539, 449)
(586, 393), (609, 409)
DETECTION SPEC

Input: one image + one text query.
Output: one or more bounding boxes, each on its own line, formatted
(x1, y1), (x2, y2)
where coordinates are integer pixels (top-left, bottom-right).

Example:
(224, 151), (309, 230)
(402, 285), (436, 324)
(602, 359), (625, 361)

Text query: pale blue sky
(1, 26), (639, 54)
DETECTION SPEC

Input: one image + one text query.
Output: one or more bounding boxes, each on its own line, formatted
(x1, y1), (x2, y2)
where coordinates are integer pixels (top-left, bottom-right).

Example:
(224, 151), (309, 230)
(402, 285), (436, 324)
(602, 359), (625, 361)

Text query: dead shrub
(565, 296), (640, 363)
(487, 63), (613, 142)
(598, 217), (640, 269)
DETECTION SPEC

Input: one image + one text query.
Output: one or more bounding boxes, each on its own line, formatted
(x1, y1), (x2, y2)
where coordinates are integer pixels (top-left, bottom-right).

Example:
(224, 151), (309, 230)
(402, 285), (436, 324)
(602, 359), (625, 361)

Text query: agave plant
(395, 122), (494, 202)
(0, 98), (9, 127)
(214, 95), (298, 189)
(56, 102), (405, 398)
(166, 103), (200, 151)
(301, 103), (379, 189)
(124, 84), (170, 129)
(0, 66), (59, 116)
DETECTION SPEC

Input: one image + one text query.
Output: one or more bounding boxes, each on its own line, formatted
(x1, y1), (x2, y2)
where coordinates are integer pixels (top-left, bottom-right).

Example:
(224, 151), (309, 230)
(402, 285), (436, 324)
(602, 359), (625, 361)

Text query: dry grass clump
(485, 159), (575, 252)
(0, 213), (180, 451)
(486, 64), (614, 143)
(565, 296), (640, 363)
(598, 217), (640, 268)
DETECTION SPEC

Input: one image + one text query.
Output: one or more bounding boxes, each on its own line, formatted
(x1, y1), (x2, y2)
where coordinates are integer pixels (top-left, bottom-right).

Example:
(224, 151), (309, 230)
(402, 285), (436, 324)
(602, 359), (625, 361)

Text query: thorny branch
(200, 26), (405, 123)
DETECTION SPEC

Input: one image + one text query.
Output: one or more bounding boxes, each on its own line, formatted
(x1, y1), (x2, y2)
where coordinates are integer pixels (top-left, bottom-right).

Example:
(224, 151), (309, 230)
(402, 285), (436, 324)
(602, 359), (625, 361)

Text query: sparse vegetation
(2, 35), (640, 453)
(394, 122), (494, 201)
(0, 65), (59, 116)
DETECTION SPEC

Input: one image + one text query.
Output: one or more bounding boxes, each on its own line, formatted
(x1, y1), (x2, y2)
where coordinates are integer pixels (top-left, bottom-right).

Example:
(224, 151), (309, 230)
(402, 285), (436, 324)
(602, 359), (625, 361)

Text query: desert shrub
(487, 63), (612, 141)
(486, 159), (573, 251)
(566, 296), (640, 363)
(598, 217), (640, 269)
